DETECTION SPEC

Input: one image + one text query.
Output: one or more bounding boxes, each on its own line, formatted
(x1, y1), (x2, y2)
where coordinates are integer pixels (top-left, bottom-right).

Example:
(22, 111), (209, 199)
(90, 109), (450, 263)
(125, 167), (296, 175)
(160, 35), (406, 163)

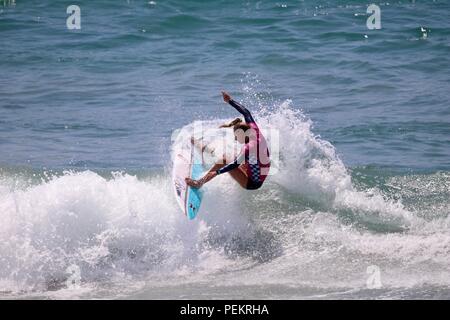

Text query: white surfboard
(172, 144), (204, 220)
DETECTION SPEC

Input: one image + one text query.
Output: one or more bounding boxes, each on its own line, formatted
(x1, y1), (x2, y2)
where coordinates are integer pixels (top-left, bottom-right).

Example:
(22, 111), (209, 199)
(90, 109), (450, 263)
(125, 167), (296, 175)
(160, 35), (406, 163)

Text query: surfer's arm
(216, 152), (245, 175)
(222, 91), (255, 123)
(229, 100), (255, 124)
(186, 152), (245, 188)
(186, 171), (217, 188)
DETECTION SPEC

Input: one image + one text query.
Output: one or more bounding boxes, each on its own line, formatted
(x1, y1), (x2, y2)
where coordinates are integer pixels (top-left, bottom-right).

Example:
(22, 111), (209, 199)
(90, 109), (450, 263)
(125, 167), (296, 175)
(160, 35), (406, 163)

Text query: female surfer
(185, 91), (270, 190)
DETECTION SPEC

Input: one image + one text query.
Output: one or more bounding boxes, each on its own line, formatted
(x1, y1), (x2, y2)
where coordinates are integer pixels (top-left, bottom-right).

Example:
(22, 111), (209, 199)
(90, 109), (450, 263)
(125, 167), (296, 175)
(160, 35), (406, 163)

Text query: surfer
(185, 91), (270, 190)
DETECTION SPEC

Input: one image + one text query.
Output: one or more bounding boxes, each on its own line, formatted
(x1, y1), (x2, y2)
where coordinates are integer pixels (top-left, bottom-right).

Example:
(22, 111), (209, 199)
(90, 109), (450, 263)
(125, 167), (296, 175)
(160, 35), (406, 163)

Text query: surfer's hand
(222, 91), (231, 103)
(185, 178), (202, 188)
(186, 172), (217, 188)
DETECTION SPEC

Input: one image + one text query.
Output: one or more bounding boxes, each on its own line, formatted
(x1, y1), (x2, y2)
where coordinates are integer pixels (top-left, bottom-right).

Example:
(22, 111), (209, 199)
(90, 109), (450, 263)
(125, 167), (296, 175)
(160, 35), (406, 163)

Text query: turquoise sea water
(0, 0), (449, 299)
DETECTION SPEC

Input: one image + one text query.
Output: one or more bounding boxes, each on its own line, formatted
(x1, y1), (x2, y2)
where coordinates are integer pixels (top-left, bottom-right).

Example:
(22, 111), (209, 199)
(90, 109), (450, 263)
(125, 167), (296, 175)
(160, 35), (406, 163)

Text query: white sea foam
(0, 101), (448, 298)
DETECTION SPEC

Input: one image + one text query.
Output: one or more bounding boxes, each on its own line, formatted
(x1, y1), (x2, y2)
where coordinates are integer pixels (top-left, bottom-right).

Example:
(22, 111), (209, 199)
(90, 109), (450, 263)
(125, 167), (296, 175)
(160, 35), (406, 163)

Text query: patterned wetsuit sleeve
(229, 99), (255, 124)
(216, 152), (245, 175)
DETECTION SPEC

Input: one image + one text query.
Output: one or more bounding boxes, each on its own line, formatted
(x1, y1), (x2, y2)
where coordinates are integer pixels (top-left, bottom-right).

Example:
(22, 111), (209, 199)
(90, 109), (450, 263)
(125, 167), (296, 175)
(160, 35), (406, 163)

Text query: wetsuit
(216, 99), (271, 190)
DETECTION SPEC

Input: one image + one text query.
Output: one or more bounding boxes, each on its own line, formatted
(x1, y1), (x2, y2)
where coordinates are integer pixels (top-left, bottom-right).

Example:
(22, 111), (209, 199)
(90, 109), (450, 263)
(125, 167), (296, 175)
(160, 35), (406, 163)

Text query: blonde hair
(220, 118), (252, 143)
(219, 118), (242, 128)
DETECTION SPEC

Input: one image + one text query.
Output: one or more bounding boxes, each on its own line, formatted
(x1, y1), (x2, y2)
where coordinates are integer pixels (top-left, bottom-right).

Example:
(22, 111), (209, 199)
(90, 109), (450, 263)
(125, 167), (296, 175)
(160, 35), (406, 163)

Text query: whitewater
(1, 101), (449, 299)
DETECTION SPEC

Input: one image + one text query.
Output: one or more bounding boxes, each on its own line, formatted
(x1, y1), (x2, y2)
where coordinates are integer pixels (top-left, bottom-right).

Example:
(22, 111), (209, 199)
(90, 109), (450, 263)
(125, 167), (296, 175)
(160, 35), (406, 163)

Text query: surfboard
(172, 143), (204, 220)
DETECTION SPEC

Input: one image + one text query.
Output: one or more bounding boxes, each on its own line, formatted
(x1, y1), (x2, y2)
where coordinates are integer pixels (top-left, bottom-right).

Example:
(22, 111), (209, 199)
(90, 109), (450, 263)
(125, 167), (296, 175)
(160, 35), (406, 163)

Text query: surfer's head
(220, 118), (243, 129)
(220, 118), (253, 144)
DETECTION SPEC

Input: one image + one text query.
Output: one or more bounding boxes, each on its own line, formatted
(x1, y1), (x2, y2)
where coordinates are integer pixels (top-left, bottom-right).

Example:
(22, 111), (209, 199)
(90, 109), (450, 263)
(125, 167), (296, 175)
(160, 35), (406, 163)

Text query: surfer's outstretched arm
(215, 152), (245, 175)
(186, 153), (246, 189)
(222, 91), (255, 123)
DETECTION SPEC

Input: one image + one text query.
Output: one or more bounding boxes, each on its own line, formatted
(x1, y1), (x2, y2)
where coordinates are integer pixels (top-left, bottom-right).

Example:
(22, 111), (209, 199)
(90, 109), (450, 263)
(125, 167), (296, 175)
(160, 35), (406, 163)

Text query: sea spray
(0, 101), (448, 298)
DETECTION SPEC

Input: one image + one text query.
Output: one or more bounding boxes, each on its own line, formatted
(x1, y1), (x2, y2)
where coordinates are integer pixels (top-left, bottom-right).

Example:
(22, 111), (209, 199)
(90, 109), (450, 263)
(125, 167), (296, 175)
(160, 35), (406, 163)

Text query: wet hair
(220, 118), (252, 143)
(220, 118), (251, 132)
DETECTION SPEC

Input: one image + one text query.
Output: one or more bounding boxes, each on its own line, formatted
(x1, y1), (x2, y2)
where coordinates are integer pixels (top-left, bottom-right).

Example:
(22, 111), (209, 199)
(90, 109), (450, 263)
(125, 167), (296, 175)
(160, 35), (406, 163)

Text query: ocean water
(0, 0), (450, 299)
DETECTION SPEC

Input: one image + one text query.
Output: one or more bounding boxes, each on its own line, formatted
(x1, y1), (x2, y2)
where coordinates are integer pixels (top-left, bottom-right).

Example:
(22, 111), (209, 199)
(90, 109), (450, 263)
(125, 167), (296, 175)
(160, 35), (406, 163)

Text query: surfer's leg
(228, 166), (249, 189)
